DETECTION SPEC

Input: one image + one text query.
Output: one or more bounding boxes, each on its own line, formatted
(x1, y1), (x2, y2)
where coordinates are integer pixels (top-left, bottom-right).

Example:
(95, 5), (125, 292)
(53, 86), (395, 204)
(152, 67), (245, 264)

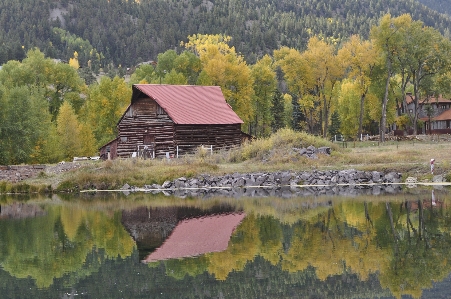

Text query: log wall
(108, 97), (243, 159)
(116, 98), (175, 158)
(174, 124), (242, 154)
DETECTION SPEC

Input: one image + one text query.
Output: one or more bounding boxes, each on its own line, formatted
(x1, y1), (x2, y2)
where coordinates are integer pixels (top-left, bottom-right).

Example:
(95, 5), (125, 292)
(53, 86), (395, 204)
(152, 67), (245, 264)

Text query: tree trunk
(323, 95), (329, 138)
(358, 93), (366, 138)
(381, 64), (391, 142)
(412, 66), (422, 135)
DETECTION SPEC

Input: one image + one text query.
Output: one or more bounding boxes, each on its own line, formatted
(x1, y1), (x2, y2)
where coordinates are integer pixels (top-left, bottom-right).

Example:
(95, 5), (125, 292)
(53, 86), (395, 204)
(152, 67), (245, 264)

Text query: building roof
(433, 109), (451, 121)
(405, 94), (451, 105)
(133, 84), (243, 125)
(142, 212), (246, 263)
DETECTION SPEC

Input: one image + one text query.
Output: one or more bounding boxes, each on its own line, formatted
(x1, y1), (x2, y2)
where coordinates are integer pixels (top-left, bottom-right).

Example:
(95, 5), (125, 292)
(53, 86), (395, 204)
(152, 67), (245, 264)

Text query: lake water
(1, 187), (451, 299)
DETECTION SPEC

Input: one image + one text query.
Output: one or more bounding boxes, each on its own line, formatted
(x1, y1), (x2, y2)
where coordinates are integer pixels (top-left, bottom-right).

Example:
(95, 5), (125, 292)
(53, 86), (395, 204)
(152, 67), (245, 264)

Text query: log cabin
(99, 84), (245, 159)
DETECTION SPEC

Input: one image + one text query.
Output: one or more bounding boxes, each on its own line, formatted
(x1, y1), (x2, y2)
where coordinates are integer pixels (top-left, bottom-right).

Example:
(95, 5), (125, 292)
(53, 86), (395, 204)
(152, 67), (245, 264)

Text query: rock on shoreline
(122, 169), (404, 198)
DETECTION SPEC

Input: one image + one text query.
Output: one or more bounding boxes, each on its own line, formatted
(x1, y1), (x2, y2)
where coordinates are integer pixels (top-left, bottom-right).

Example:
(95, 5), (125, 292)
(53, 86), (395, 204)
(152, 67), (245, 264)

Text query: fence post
(177, 146), (179, 158)
(210, 145), (213, 155)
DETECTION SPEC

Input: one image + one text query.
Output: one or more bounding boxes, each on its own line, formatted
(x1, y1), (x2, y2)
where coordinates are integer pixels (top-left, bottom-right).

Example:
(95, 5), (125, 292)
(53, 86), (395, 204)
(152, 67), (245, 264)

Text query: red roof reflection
(142, 213), (246, 263)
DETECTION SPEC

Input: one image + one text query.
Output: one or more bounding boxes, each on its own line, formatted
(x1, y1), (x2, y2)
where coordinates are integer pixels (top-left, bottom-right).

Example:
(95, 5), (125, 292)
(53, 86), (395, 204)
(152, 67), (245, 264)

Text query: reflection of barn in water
(121, 205), (245, 261)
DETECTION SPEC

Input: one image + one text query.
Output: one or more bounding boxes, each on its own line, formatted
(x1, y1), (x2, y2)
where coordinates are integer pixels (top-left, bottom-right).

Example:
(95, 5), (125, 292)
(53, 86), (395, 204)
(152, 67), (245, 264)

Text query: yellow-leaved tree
(275, 37), (344, 136)
(78, 122), (97, 156)
(69, 51), (80, 69)
(301, 37), (344, 137)
(337, 79), (361, 138)
(250, 55), (277, 137)
(81, 76), (131, 147)
(56, 101), (82, 160)
(338, 35), (379, 137)
(184, 34), (255, 126)
(274, 46), (313, 131)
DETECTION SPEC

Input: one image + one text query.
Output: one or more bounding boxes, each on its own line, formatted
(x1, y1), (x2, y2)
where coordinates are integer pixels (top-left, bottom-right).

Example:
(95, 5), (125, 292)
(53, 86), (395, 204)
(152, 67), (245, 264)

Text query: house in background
(400, 93), (451, 135)
(99, 84), (245, 159)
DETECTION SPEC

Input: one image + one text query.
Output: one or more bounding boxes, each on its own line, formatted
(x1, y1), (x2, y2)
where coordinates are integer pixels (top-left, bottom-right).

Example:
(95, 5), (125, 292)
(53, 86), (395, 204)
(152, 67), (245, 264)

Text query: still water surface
(1, 188), (451, 299)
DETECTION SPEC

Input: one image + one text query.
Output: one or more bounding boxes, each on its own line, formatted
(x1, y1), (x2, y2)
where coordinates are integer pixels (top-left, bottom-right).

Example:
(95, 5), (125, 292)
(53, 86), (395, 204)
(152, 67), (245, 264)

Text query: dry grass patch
(56, 158), (220, 191)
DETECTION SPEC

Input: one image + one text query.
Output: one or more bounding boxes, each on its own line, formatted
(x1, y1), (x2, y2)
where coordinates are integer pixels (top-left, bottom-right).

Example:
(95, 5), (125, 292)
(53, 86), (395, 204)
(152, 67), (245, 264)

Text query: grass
(0, 181), (51, 194)
(9, 129), (451, 193)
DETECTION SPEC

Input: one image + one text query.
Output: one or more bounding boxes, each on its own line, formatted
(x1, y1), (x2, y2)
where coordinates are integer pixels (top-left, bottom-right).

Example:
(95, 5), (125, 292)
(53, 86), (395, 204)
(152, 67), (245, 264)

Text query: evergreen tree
(328, 110), (341, 138)
(271, 89), (285, 133)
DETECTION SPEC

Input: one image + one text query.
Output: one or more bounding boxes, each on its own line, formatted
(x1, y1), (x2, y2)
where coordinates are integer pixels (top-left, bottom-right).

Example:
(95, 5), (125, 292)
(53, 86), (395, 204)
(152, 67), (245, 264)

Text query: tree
(251, 55), (277, 137)
(155, 50), (177, 80)
(0, 84), (53, 165)
(185, 34), (255, 125)
(328, 110), (341, 138)
(163, 69), (188, 85)
(301, 37), (344, 137)
(173, 51), (202, 85)
(338, 80), (361, 139)
(274, 38), (344, 136)
(273, 47), (312, 132)
(56, 101), (82, 160)
(283, 93), (294, 129)
(1, 49), (86, 120)
(424, 104), (434, 135)
(69, 51), (80, 69)
(50, 62), (87, 115)
(271, 89), (285, 133)
(129, 63), (157, 84)
(78, 122), (97, 156)
(338, 35), (379, 137)
(406, 23), (451, 134)
(0, 49), (87, 164)
(82, 76), (131, 147)
(371, 14), (412, 141)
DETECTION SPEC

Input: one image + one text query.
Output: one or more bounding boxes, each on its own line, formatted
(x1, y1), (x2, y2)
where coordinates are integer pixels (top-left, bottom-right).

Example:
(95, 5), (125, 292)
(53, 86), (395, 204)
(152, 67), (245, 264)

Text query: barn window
(121, 136), (128, 142)
(143, 134), (155, 144)
(157, 105), (165, 115)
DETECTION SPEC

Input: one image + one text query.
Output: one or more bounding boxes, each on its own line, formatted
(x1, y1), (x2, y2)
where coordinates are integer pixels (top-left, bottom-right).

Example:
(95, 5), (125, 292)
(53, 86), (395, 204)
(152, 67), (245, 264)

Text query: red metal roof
(142, 213), (246, 263)
(133, 84), (243, 125)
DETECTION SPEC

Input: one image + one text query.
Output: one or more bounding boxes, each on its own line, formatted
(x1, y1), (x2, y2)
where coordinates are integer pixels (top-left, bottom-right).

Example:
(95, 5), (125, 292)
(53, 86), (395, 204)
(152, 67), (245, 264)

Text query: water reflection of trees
(152, 191), (451, 298)
(2, 191), (451, 298)
(0, 205), (135, 288)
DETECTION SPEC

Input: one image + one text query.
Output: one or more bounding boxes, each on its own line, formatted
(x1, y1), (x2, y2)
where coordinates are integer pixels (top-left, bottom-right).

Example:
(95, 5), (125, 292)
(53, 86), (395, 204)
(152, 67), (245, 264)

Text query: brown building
(399, 94), (451, 135)
(100, 84), (245, 159)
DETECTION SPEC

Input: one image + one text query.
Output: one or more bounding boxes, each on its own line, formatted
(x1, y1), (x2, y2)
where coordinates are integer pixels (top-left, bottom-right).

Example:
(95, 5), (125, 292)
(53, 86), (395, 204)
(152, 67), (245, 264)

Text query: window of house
(157, 105), (165, 115)
(143, 134), (155, 144)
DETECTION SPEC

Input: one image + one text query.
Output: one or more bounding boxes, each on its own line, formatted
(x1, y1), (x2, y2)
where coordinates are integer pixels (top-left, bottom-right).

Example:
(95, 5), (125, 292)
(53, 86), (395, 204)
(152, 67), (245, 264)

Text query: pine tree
(328, 110), (341, 138)
(271, 89), (285, 133)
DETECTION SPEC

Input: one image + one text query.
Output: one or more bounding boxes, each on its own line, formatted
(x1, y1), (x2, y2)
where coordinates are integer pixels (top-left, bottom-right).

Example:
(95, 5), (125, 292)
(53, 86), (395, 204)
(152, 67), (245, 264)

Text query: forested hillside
(1, 0), (451, 68)
(2, 0), (451, 165)
(419, 0), (451, 16)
